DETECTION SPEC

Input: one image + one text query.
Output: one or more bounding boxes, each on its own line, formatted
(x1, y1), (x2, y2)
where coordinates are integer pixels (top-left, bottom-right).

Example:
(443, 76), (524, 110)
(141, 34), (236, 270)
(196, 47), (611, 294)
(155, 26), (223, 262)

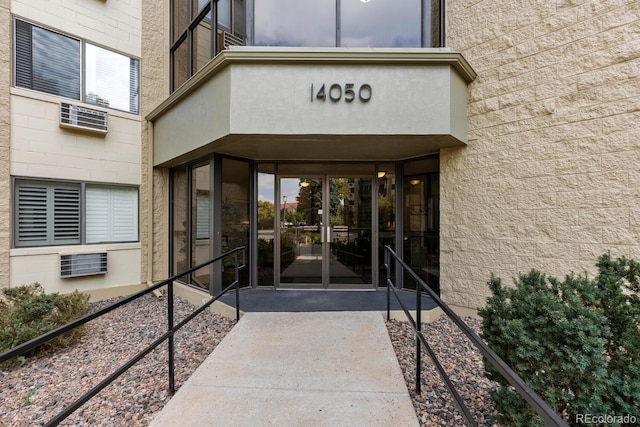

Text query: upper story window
(170, 0), (443, 92)
(171, 0), (246, 91)
(254, 0), (436, 48)
(14, 19), (140, 114)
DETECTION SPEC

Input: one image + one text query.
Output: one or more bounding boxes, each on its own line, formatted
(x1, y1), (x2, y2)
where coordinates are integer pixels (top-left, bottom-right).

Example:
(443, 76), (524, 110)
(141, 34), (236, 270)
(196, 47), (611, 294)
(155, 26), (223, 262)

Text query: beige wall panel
(10, 246), (141, 294)
(229, 64), (455, 136)
(12, 0), (141, 56)
(153, 55), (472, 165)
(10, 94), (141, 184)
(443, 0), (640, 309)
(153, 69), (232, 166)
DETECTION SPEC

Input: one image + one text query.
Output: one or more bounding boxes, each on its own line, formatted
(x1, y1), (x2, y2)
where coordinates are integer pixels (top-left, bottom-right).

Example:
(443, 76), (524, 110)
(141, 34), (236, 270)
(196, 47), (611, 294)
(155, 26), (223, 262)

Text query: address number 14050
(310, 83), (372, 103)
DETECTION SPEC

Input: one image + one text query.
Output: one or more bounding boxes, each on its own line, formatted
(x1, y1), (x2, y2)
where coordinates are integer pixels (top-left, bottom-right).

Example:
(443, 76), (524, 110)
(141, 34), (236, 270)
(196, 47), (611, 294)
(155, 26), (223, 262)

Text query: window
(171, 0), (246, 92)
(170, 0), (444, 91)
(85, 185), (139, 244)
(254, 0), (335, 47)
(253, 0), (439, 48)
(14, 19), (140, 114)
(15, 181), (81, 247)
(14, 179), (139, 248)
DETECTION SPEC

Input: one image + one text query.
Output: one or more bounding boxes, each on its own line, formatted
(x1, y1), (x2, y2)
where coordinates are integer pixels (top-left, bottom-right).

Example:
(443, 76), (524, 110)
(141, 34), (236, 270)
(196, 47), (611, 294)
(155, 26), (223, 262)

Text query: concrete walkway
(149, 312), (419, 426)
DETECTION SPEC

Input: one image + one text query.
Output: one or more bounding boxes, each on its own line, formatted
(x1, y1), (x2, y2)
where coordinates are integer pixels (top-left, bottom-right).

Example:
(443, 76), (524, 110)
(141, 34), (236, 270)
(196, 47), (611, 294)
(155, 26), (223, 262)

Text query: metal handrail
(0, 246), (246, 427)
(384, 246), (568, 427)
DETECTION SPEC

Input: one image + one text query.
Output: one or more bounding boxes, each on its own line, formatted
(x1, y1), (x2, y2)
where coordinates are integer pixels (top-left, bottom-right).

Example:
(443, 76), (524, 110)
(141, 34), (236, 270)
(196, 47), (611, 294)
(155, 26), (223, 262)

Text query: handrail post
(235, 251), (240, 322)
(385, 249), (391, 321)
(168, 281), (175, 394)
(416, 275), (422, 394)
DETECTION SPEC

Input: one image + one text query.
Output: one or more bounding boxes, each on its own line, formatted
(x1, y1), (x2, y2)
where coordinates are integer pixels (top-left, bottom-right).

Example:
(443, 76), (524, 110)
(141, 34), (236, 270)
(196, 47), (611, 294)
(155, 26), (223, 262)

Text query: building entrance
(277, 175), (373, 289)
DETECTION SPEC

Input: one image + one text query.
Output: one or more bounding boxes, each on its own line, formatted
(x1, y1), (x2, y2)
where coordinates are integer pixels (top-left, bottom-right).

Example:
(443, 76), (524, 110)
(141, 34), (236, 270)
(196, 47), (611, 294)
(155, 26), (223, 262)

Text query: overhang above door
(149, 48), (476, 167)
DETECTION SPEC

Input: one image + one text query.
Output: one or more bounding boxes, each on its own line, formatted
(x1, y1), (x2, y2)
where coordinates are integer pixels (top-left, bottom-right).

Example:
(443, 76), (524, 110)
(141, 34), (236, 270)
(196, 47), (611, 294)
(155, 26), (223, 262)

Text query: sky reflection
(254, 0), (423, 47)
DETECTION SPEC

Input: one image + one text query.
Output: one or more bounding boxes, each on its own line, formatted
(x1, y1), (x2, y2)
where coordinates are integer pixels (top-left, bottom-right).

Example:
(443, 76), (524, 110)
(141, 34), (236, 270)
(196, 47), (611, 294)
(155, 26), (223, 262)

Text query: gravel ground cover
(0, 293), (235, 427)
(2, 293), (499, 427)
(386, 315), (499, 427)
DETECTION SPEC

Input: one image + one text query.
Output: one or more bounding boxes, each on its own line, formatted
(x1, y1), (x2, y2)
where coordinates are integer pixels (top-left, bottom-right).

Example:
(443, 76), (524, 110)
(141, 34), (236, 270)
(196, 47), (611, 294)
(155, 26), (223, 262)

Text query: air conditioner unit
(223, 31), (244, 48)
(60, 103), (109, 135)
(60, 252), (108, 278)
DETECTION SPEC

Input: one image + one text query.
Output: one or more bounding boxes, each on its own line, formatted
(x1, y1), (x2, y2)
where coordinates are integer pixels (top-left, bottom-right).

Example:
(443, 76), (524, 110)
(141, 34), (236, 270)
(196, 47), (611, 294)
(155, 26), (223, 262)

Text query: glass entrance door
(277, 175), (374, 288)
(279, 177), (324, 285)
(328, 177), (372, 286)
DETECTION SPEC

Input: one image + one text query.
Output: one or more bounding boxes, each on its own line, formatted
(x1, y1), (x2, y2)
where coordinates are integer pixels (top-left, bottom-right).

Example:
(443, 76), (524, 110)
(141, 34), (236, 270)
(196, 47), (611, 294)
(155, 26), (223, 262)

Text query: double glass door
(277, 175), (373, 288)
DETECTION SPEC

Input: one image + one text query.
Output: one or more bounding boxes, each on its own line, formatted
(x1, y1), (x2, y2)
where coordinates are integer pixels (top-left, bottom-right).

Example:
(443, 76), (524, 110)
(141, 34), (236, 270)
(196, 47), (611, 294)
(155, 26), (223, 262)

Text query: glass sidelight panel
(279, 177), (323, 284)
(328, 177), (372, 285)
(403, 170), (440, 294)
(171, 166), (189, 278)
(377, 166), (396, 286)
(221, 158), (250, 287)
(257, 169), (275, 286)
(191, 163), (211, 290)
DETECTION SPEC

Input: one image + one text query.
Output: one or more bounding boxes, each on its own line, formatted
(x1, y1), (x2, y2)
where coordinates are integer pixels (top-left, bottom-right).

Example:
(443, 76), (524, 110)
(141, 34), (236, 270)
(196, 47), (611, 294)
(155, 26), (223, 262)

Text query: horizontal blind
(85, 44), (139, 113)
(86, 186), (138, 243)
(85, 186), (110, 243)
(14, 19), (81, 99)
(112, 187), (139, 242)
(196, 192), (210, 239)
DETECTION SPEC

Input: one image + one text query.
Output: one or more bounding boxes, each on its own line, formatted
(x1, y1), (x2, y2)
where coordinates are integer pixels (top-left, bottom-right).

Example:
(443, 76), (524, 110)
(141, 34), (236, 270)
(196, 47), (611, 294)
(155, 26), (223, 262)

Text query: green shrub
(478, 253), (640, 426)
(0, 283), (90, 366)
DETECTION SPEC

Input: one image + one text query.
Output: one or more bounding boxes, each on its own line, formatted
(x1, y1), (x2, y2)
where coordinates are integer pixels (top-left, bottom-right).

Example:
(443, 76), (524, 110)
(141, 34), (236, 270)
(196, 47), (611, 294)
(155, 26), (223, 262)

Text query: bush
(478, 253), (640, 426)
(0, 283), (90, 366)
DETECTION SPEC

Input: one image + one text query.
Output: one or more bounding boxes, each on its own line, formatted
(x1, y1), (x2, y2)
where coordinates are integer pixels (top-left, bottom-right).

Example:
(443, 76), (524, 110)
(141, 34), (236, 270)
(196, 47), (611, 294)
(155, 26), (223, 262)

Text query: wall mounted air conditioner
(60, 252), (108, 278)
(223, 31), (244, 48)
(60, 102), (109, 135)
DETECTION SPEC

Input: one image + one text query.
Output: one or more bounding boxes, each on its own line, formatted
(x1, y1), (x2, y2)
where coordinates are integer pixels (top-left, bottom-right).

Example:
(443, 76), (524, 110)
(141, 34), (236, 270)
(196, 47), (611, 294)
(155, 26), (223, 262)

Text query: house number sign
(310, 83), (372, 103)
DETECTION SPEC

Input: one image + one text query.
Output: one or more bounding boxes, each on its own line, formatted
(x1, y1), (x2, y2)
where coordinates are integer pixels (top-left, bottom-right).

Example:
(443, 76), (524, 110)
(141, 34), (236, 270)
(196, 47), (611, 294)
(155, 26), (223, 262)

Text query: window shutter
(15, 184), (48, 246)
(53, 186), (81, 244)
(15, 181), (80, 247)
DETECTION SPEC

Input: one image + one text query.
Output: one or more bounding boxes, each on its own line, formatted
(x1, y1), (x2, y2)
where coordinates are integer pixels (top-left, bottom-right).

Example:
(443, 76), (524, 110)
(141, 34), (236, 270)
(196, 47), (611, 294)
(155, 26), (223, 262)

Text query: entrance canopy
(149, 47), (476, 167)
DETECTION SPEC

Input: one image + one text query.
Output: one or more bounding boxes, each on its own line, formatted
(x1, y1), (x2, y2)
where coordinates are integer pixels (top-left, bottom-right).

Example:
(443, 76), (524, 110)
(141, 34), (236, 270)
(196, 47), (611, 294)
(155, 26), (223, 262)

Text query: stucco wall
(442, 0), (640, 308)
(0, 0), (10, 289)
(141, 0), (169, 283)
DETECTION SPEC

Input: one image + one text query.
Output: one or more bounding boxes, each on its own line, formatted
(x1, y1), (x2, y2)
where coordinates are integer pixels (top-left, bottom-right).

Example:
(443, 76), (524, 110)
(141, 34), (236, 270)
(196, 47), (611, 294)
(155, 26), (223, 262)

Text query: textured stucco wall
(442, 0), (640, 309)
(0, 0), (10, 289)
(141, 0), (169, 283)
